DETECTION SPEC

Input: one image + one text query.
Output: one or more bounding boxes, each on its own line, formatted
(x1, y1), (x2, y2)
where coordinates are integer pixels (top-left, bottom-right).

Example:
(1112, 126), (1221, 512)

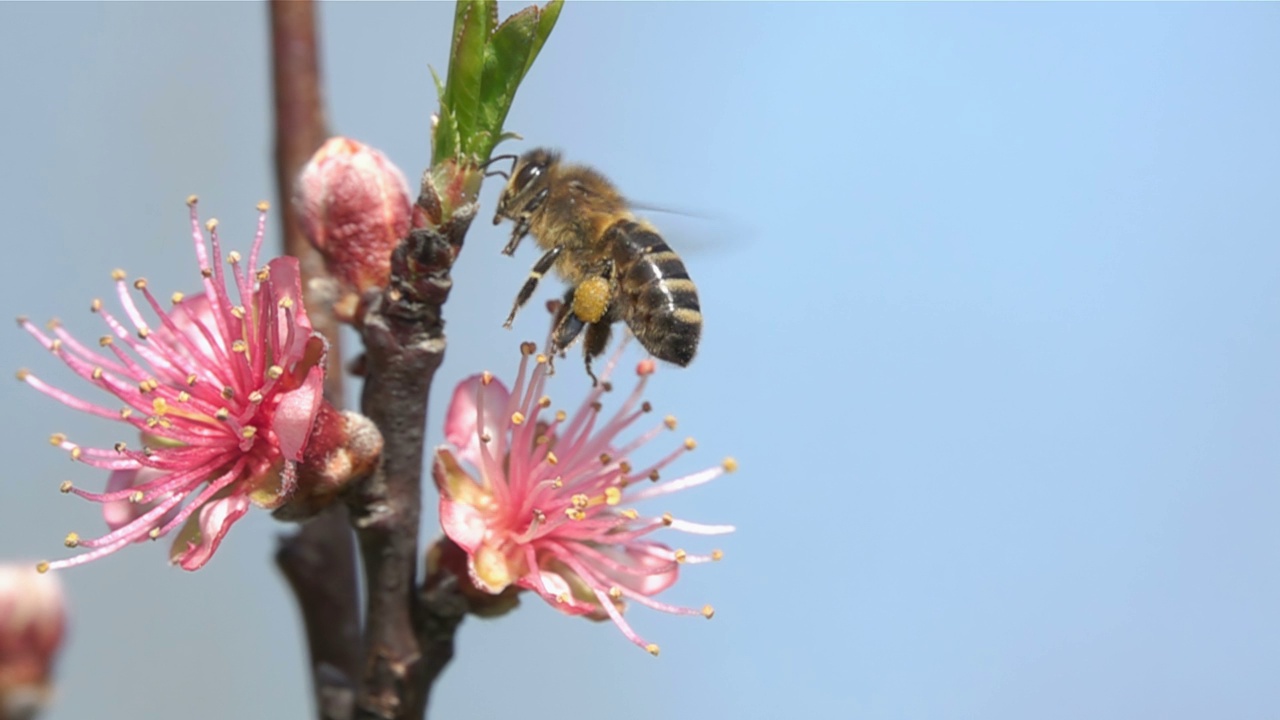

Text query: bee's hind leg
(546, 286), (584, 375)
(582, 318), (614, 387)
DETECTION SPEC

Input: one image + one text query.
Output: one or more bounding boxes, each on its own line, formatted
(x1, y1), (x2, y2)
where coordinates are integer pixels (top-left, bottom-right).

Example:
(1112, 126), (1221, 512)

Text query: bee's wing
(623, 198), (748, 258)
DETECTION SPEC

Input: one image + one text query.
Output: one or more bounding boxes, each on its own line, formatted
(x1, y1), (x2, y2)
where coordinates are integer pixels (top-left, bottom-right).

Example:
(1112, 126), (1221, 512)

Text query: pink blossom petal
(273, 338), (326, 462)
(439, 497), (488, 555)
(444, 374), (510, 468)
(102, 468), (179, 534)
(170, 495), (250, 571)
(264, 256), (312, 352)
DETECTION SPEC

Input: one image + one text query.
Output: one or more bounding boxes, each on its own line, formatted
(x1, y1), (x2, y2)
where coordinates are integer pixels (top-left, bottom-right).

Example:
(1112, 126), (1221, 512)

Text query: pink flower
(19, 198), (330, 571)
(433, 342), (735, 655)
(0, 564), (66, 718)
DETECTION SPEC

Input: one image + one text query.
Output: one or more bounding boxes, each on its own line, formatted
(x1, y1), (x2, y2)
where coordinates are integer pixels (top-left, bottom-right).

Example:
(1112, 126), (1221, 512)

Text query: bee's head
(492, 148), (559, 225)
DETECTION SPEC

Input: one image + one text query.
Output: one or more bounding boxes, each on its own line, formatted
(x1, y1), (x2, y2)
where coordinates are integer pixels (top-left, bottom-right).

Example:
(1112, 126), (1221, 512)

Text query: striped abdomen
(607, 219), (702, 366)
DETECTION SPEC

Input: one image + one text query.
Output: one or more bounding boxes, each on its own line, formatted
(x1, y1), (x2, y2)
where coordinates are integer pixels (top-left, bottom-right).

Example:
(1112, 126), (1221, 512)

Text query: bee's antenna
(481, 154), (519, 180)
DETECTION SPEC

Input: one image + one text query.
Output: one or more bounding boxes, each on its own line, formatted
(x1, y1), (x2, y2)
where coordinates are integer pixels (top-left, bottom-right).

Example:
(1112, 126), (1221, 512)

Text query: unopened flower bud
(0, 565), (66, 719)
(275, 408), (384, 521)
(295, 137), (412, 301)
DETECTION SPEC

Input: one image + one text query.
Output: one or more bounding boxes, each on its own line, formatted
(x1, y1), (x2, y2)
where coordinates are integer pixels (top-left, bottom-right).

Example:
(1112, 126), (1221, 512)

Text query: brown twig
(268, 2), (363, 719)
(349, 210), (472, 720)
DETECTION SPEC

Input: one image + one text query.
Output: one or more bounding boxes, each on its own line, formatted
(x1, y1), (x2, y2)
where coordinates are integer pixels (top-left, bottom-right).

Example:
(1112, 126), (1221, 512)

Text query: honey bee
(490, 148), (702, 382)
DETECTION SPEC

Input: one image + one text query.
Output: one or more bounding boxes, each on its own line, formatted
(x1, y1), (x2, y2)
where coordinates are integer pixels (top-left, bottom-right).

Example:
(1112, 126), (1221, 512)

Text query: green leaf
(445, 0), (489, 152)
(525, 0), (563, 79)
(433, 0), (564, 166)
(475, 6), (540, 152)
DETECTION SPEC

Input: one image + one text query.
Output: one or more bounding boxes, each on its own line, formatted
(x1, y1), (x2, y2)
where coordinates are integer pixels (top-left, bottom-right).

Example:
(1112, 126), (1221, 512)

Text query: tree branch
(349, 211), (472, 720)
(268, 3), (363, 719)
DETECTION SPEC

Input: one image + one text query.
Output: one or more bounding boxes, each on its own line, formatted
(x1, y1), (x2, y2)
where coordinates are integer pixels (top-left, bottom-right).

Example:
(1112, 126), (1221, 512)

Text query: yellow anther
(571, 493), (589, 509)
(205, 218), (218, 231)
(231, 340), (248, 354)
(267, 365), (284, 379)
(230, 306), (245, 319)
(723, 457), (739, 473)
(186, 194), (199, 206)
(130, 491), (144, 503)
(59, 481), (73, 493)
(535, 434), (550, 446)
(257, 200), (270, 212)
(662, 512), (674, 526)
(133, 278), (147, 290)
(621, 509), (639, 520)
(674, 549), (687, 564)
(119, 408), (133, 419)
(538, 395), (551, 408)
(550, 477), (563, 489)
(608, 587), (623, 600)
(64, 532), (80, 548)
(92, 367), (104, 380)
(535, 354), (548, 365)
(664, 415), (677, 430)
(248, 391), (263, 404)
(90, 298), (103, 312)
(113, 442), (127, 453)
(171, 292), (185, 304)
(215, 408), (230, 421)
(177, 391), (191, 402)
(111, 269), (126, 281)
(604, 487), (622, 506)
(711, 549), (724, 561)
(241, 426), (258, 439)
(36, 562), (49, 574)
(227, 251), (241, 264)
(511, 411), (526, 426)
(98, 336), (113, 347)
(555, 410), (567, 422)
(701, 605), (715, 619)
(49, 433), (66, 446)
(186, 374), (198, 386)
(564, 507), (586, 521)
(137, 327), (150, 339)
(520, 342), (537, 356)
(70, 447), (82, 460)
(646, 644), (660, 657)
(481, 371), (493, 385)
(49, 339), (62, 353)
(14, 369), (28, 381)
(148, 527), (161, 540)
(684, 437), (697, 450)
(45, 318), (60, 330)
(546, 451), (558, 465)
(258, 269), (270, 282)
(555, 592), (569, 604)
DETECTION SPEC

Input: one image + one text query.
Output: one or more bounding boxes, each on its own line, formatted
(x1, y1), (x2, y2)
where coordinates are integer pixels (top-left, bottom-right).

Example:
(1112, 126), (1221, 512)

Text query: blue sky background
(2, 3), (1279, 719)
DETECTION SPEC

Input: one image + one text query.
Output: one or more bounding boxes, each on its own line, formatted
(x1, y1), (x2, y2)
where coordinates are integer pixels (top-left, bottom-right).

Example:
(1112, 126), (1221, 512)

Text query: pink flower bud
(295, 137), (413, 298)
(0, 565), (66, 718)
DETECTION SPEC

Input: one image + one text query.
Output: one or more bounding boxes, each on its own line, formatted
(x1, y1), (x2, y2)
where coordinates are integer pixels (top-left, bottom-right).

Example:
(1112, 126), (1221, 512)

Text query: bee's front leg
(504, 245), (563, 328)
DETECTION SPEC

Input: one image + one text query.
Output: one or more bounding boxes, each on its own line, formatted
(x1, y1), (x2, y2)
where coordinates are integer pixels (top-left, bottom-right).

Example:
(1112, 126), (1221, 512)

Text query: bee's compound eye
(514, 162), (542, 192)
